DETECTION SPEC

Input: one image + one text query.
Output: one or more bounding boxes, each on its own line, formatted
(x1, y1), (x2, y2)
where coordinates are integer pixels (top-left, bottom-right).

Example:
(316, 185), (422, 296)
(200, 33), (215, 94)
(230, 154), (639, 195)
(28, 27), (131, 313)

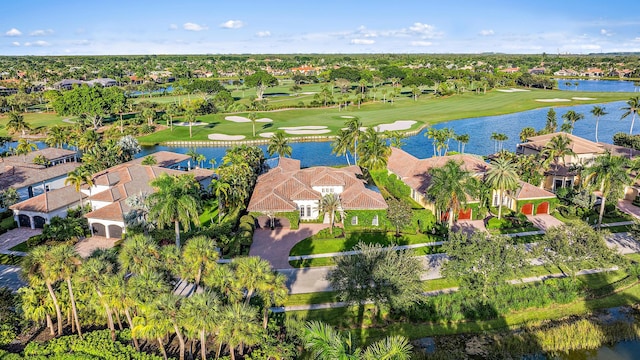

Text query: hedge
(275, 211), (300, 229)
(343, 209), (389, 231)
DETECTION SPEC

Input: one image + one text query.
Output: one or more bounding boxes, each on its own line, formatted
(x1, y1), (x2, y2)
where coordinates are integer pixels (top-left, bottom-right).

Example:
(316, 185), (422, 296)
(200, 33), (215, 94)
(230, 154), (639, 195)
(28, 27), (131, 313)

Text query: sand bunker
(535, 98), (571, 102)
(207, 134), (246, 141)
(341, 127), (368, 131)
(173, 121), (206, 126)
(285, 129), (331, 135)
(279, 126), (328, 130)
(256, 118), (273, 123)
(225, 116), (251, 123)
(300, 92), (317, 95)
(497, 88), (531, 93)
(375, 120), (417, 132)
(572, 97), (597, 100)
(259, 133), (275, 138)
(340, 115), (355, 118)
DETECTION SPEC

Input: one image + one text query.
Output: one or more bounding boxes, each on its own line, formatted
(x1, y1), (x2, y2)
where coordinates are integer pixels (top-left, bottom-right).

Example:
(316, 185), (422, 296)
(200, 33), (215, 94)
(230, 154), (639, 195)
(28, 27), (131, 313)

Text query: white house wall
(312, 186), (343, 195)
(293, 200), (319, 219)
(16, 174), (69, 201)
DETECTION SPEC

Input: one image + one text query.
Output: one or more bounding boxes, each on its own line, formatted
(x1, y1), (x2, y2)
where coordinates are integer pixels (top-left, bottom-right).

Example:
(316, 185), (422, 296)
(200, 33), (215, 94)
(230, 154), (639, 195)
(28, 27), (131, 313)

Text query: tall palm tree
(621, 96), (640, 135)
(50, 244), (83, 339)
(331, 129), (352, 165)
(181, 292), (221, 360)
(590, 106), (608, 143)
(118, 234), (163, 275)
(427, 160), (478, 228)
(248, 112), (258, 137)
(257, 272), (288, 329)
(545, 108), (558, 133)
(79, 256), (117, 341)
(359, 127), (391, 170)
(44, 125), (67, 148)
(15, 138), (37, 163)
(542, 134), (576, 181)
(485, 158), (520, 219)
(519, 127), (536, 142)
(218, 303), (262, 360)
(561, 110), (584, 135)
(148, 173), (201, 248)
(344, 117), (363, 166)
(78, 130), (100, 152)
(232, 257), (272, 305)
(21, 246), (64, 336)
(209, 179), (231, 224)
(320, 193), (341, 235)
(6, 112), (31, 137)
(267, 130), (292, 158)
(185, 110), (196, 138)
(583, 152), (630, 229)
(456, 133), (470, 153)
(181, 235), (219, 291)
(495, 133), (508, 151)
(65, 168), (93, 209)
(112, 103), (126, 133)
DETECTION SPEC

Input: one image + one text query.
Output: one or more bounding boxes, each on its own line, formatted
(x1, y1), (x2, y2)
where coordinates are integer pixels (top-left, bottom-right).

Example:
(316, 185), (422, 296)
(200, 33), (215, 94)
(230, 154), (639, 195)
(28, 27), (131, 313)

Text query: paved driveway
(249, 223), (330, 270)
(75, 236), (116, 258)
(0, 228), (41, 252)
(526, 214), (564, 230)
(454, 220), (487, 234)
(618, 200), (640, 220)
(0, 265), (25, 292)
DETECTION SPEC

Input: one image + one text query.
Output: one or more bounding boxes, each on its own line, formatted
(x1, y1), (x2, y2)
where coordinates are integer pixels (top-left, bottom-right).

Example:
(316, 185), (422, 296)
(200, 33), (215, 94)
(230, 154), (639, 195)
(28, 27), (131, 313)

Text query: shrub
(313, 227), (344, 239)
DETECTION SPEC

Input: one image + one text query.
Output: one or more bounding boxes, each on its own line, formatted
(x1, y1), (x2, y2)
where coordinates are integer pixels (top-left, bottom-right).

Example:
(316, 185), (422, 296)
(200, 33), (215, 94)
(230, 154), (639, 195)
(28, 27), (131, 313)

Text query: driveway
(617, 200), (640, 220)
(75, 236), (116, 257)
(526, 214), (564, 230)
(0, 228), (41, 252)
(0, 265), (25, 292)
(454, 220), (487, 234)
(249, 223), (330, 270)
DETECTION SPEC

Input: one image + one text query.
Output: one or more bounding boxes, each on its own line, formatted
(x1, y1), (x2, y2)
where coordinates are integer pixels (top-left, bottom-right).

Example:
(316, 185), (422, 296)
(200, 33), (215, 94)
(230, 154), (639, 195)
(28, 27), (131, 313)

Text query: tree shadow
(261, 123), (273, 130)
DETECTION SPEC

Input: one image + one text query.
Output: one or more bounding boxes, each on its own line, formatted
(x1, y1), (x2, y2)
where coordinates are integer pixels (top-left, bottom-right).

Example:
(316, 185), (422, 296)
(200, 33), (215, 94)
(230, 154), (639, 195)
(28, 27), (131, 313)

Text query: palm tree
(542, 134), (576, 181)
(15, 139), (37, 162)
(232, 257), (272, 305)
(65, 168), (93, 209)
(561, 110), (584, 135)
(45, 125), (66, 148)
(583, 152), (630, 229)
(141, 107), (156, 127)
(50, 244), (83, 339)
(165, 103), (181, 132)
(79, 256), (117, 341)
(118, 234), (163, 275)
(141, 155), (157, 165)
(519, 127), (536, 142)
(590, 106), (608, 143)
(196, 153), (206, 168)
(621, 96), (640, 135)
(485, 158), (520, 219)
(303, 321), (412, 360)
(344, 117), (363, 166)
(6, 112), (31, 137)
(181, 292), (221, 360)
(248, 112), (258, 137)
(78, 130), (100, 152)
(148, 173), (201, 248)
(495, 133), (508, 151)
(427, 160), (478, 228)
(112, 103), (126, 133)
(359, 127), (391, 170)
(209, 179), (230, 224)
(320, 193), (341, 235)
(185, 110), (196, 138)
(545, 108), (558, 133)
(218, 303), (262, 360)
(257, 272), (287, 329)
(181, 235), (219, 291)
(267, 130), (292, 158)
(331, 129), (352, 165)
(386, 130), (406, 148)
(21, 246), (64, 336)
(456, 134), (470, 153)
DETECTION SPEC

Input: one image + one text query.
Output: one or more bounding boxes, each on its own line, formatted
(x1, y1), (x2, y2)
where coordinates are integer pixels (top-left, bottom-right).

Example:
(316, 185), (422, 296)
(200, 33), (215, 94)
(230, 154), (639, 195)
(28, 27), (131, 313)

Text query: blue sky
(2, 0), (640, 55)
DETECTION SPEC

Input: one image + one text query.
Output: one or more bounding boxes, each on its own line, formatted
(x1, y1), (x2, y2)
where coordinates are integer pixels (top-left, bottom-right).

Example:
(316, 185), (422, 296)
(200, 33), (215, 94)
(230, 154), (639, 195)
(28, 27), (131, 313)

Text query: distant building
(553, 69), (579, 76)
(500, 67), (520, 74)
(53, 79), (84, 90)
(86, 78), (117, 87)
(528, 67), (546, 75)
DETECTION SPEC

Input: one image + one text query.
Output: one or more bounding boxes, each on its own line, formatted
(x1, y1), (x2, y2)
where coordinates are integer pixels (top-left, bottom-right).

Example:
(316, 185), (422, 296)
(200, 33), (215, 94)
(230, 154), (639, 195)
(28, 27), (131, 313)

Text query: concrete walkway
(0, 228), (40, 255)
(617, 199), (640, 220)
(249, 223), (330, 269)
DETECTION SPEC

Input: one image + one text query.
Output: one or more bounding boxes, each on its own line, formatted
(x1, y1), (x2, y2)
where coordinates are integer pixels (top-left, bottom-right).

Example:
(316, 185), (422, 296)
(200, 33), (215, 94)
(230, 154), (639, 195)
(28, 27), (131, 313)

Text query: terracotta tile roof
(514, 181), (555, 200)
(10, 185), (86, 213)
(519, 133), (604, 155)
(387, 147), (488, 193)
(248, 160), (386, 213)
(85, 202), (126, 222)
(2, 148), (76, 164)
(598, 143), (640, 159)
(0, 162), (81, 190)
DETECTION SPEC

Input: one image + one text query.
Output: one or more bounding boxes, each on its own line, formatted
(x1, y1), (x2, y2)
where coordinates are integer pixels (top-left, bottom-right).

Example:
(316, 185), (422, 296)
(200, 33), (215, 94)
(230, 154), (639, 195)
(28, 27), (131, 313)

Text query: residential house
(0, 148), (80, 208)
(387, 148), (557, 219)
(86, 78), (118, 87)
(500, 67), (520, 74)
(528, 67), (546, 75)
(553, 69), (579, 76)
(247, 158), (387, 228)
(516, 132), (640, 192)
(53, 79), (84, 90)
(580, 68), (604, 77)
(10, 151), (213, 238)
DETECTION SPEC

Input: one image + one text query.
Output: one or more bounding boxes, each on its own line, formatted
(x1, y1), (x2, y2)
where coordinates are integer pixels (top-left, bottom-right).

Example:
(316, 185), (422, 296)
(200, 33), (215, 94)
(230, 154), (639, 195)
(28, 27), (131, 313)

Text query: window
(372, 215), (379, 226)
(565, 180), (573, 188)
(554, 179), (563, 191)
(299, 206), (305, 217)
(351, 216), (358, 225)
(306, 205), (311, 217)
(493, 194), (499, 207)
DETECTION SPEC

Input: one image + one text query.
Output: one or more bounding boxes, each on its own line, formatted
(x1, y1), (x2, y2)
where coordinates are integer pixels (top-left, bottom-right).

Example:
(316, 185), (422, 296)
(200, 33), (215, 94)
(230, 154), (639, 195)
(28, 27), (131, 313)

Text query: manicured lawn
(8, 241), (29, 252)
(137, 88), (633, 144)
(198, 199), (220, 227)
(0, 112), (73, 137)
(289, 231), (442, 256)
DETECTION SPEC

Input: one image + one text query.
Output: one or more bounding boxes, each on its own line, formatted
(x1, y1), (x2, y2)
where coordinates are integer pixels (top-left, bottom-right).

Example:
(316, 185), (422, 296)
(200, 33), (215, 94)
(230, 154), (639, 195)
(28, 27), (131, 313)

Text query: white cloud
(256, 31), (271, 37)
(479, 29), (494, 36)
(410, 40), (433, 46)
(351, 38), (375, 45)
(5, 28), (22, 36)
(408, 22), (439, 38)
(24, 40), (50, 47)
(633, 37), (640, 42)
(600, 29), (613, 37)
(220, 20), (245, 29)
(169, 24), (178, 30)
(11, 42), (20, 46)
(30, 29), (53, 36)
(183, 22), (209, 31)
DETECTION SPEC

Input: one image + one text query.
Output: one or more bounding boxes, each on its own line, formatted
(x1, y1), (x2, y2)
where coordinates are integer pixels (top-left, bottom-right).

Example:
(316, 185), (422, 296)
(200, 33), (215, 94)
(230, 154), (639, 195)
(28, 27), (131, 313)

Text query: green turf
(137, 88), (634, 144)
(8, 241), (29, 252)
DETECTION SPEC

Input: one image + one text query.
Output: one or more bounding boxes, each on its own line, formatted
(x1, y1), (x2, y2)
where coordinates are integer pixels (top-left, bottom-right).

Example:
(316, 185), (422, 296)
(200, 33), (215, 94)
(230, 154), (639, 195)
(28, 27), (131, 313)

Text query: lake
(556, 79), (639, 92)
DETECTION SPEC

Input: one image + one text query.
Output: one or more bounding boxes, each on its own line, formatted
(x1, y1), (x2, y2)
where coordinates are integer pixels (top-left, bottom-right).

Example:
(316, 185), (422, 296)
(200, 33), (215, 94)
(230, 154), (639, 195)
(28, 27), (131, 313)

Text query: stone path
(617, 200), (640, 220)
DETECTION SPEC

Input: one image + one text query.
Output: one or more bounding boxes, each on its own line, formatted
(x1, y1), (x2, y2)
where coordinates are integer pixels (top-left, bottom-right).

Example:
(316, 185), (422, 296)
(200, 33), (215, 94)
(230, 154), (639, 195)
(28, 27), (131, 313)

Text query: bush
(313, 227), (344, 239)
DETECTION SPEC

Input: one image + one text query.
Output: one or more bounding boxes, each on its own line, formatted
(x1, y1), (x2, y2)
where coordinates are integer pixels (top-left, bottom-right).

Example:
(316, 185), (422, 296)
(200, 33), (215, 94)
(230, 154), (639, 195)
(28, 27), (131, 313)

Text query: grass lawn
(0, 112), (73, 137)
(8, 241), (29, 252)
(198, 199), (220, 227)
(137, 88), (633, 144)
(289, 231), (442, 257)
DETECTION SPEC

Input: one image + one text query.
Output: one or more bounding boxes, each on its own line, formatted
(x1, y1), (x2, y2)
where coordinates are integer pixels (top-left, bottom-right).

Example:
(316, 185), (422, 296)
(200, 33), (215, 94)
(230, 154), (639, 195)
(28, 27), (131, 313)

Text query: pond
(134, 100), (634, 168)
(556, 79), (639, 92)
